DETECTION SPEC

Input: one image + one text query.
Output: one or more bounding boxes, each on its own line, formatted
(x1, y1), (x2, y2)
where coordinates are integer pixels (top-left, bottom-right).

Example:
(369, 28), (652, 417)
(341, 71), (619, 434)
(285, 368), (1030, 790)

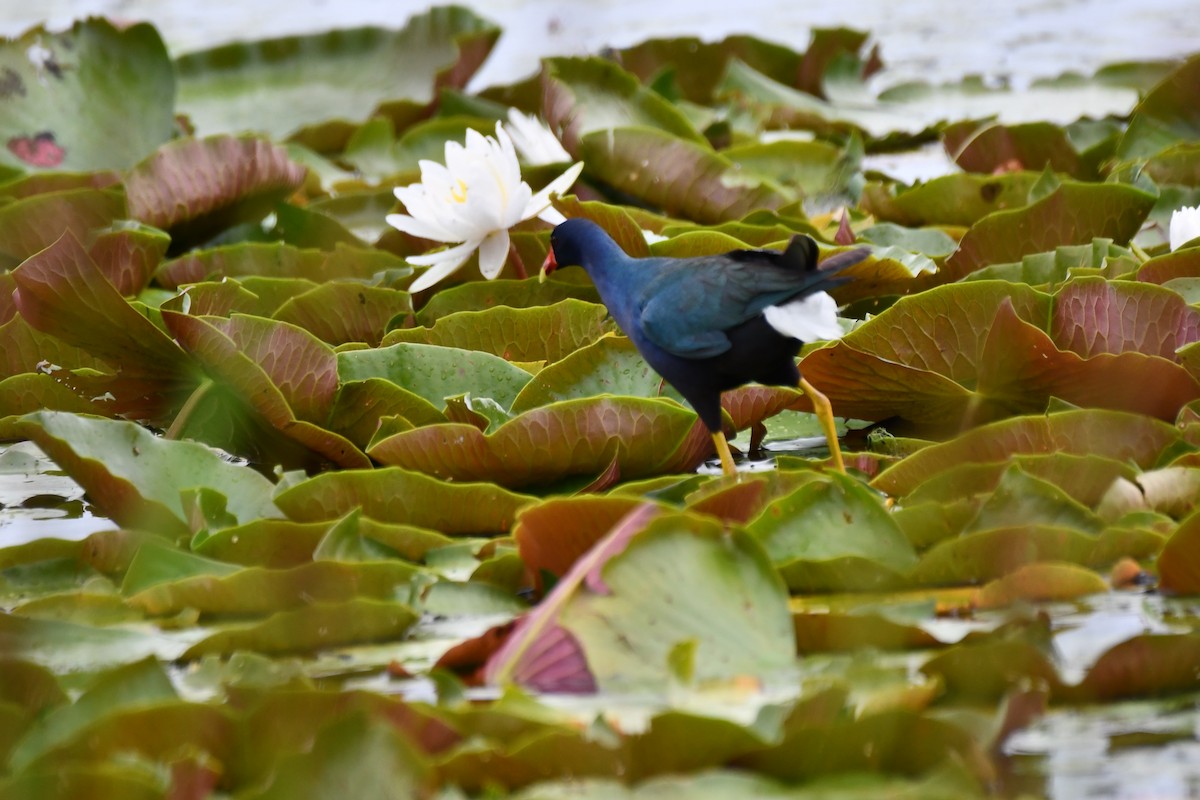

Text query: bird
(541, 217), (868, 476)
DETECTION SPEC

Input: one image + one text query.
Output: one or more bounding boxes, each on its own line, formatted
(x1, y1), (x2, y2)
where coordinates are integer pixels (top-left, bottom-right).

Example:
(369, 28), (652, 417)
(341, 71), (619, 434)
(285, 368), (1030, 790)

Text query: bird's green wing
(637, 262), (739, 358)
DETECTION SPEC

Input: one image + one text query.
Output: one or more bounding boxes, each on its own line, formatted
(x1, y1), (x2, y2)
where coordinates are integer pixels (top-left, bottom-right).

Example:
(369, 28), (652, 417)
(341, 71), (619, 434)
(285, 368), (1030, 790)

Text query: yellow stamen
(450, 179), (468, 203)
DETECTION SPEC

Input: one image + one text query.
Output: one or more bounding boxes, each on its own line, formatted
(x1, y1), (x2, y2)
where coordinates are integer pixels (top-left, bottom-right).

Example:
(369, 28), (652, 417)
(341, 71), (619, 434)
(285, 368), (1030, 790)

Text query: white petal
(538, 206), (567, 226)
(407, 240), (480, 293)
(478, 229), (511, 280)
(505, 108), (572, 166)
(523, 161), (585, 220)
(385, 212), (460, 243)
(1170, 205), (1200, 251)
(762, 292), (843, 342)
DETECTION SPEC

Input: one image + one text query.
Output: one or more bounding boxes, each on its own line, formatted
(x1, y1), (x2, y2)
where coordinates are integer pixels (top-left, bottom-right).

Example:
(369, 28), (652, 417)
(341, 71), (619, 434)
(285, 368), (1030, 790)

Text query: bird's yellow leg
(799, 376), (845, 474)
(711, 431), (738, 477)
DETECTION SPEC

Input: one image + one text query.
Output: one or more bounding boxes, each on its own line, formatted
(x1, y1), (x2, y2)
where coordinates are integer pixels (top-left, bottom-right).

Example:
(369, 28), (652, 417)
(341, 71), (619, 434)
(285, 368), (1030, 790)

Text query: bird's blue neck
(579, 246), (653, 334)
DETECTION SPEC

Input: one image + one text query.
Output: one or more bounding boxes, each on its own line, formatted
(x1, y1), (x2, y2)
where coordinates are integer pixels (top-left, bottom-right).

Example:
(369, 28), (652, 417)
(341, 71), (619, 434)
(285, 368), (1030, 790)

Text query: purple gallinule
(542, 218), (868, 476)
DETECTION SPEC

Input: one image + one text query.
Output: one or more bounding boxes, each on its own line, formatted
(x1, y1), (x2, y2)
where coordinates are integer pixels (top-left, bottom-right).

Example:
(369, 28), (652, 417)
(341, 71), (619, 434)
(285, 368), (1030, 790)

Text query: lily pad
(124, 135), (307, 248)
(745, 472), (918, 592)
(0, 19), (175, 172)
(16, 410), (282, 536)
(174, 7), (500, 143)
(383, 299), (614, 363)
(368, 397), (701, 488)
(274, 467), (534, 534)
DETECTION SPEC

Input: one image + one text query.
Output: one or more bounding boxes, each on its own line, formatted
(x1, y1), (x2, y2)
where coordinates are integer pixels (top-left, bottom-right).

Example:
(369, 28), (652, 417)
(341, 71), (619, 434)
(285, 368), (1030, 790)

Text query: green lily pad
(181, 598), (418, 657)
(156, 241), (409, 289)
(368, 396), (701, 488)
(274, 467), (534, 534)
(0, 19), (175, 172)
(542, 57), (705, 156)
(579, 127), (788, 224)
(337, 341), (533, 411)
(745, 472), (918, 592)
(16, 411), (282, 536)
(128, 559), (424, 616)
(174, 6), (500, 143)
(873, 409), (1180, 498)
(384, 299), (614, 363)
(273, 282), (413, 346)
(939, 180), (1154, 282)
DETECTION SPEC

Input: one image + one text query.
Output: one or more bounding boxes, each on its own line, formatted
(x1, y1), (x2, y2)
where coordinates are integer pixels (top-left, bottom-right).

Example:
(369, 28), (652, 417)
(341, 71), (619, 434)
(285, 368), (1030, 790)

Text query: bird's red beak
(538, 248), (558, 283)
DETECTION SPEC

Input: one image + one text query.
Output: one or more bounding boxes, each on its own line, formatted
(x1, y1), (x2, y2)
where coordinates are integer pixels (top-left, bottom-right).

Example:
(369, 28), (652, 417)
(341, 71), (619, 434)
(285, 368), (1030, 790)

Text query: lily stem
(509, 241), (528, 280)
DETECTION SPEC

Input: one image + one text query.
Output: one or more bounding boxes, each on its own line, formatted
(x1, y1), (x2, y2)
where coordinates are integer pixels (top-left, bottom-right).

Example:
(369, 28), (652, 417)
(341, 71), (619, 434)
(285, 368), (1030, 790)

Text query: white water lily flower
(387, 122), (583, 293)
(505, 108), (572, 165)
(1170, 205), (1200, 251)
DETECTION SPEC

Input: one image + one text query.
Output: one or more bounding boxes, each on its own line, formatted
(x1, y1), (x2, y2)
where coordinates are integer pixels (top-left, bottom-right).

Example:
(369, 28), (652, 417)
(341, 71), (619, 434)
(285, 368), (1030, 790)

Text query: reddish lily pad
(86, 221), (171, 297)
(799, 282), (1200, 429)
(125, 135), (307, 247)
(512, 495), (650, 590)
(0, 188), (125, 269)
(162, 312), (369, 469)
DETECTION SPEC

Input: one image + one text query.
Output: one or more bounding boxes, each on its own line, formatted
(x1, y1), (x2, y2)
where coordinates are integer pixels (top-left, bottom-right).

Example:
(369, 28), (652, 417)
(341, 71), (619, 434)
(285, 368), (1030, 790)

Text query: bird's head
(539, 218), (615, 282)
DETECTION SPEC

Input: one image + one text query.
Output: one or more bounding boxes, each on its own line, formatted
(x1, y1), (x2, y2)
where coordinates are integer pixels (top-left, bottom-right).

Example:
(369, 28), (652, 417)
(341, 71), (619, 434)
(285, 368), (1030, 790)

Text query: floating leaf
(125, 135), (307, 247)
(337, 341), (533, 411)
(746, 472), (917, 592)
(156, 241), (408, 289)
(174, 7), (500, 143)
(273, 282), (412, 346)
(368, 397), (701, 487)
(579, 127), (788, 224)
(861, 172), (1041, 228)
(384, 299), (614, 363)
(274, 467), (534, 534)
(182, 598), (418, 657)
(1157, 509), (1200, 594)
(16, 411), (281, 536)
(542, 57), (705, 156)
(0, 188), (125, 269)
(940, 181), (1154, 282)
(873, 409), (1179, 498)
(0, 19), (175, 172)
